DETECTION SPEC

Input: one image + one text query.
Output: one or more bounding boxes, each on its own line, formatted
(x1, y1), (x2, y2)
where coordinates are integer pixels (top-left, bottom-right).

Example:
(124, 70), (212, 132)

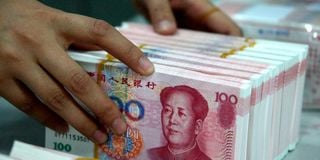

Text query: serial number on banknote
(54, 132), (90, 143)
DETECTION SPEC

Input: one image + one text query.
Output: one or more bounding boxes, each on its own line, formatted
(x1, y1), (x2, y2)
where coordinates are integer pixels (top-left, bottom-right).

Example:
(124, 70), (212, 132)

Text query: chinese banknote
(46, 23), (308, 160)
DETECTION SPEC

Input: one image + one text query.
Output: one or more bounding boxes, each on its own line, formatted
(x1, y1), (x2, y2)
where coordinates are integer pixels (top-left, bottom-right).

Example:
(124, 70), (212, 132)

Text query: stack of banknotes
(45, 23), (308, 160)
(217, 1), (320, 108)
(1, 141), (93, 160)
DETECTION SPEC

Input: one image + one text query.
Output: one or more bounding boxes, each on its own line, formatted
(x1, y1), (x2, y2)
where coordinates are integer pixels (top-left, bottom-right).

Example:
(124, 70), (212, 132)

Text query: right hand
(0, 0), (154, 144)
(134, 0), (242, 36)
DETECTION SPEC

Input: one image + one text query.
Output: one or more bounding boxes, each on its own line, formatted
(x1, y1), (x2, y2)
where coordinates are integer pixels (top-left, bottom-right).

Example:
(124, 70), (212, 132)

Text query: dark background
(39, 0), (139, 26)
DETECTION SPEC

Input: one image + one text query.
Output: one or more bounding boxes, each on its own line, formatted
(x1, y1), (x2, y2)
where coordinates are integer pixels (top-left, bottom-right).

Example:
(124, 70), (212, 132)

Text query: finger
(0, 79), (68, 133)
(132, 0), (149, 19)
(185, 0), (242, 36)
(143, 0), (177, 34)
(203, 9), (242, 36)
(53, 13), (154, 75)
(15, 61), (108, 144)
(36, 44), (127, 136)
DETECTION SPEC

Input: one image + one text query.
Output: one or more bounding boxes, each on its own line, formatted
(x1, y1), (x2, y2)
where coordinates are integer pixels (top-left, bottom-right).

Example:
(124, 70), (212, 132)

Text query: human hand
(0, 0), (154, 144)
(134, 0), (242, 36)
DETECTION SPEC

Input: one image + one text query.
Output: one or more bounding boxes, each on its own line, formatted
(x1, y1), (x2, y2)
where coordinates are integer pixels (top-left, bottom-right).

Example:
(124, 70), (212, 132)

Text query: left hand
(134, 0), (242, 36)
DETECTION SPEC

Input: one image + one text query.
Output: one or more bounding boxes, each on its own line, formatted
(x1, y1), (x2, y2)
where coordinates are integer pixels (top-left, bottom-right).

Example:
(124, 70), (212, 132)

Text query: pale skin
(0, 0), (240, 145)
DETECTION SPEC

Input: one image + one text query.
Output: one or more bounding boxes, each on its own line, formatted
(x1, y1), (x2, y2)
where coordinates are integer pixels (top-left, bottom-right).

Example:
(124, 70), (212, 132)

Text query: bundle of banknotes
(1, 141), (94, 160)
(45, 23), (308, 160)
(217, 1), (320, 108)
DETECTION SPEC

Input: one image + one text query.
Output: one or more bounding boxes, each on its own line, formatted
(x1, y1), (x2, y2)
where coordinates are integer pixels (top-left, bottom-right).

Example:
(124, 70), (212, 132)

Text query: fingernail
(139, 56), (154, 75)
(111, 117), (127, 134)
(93, 130), (107, 144)
(158, 20), (174, 32)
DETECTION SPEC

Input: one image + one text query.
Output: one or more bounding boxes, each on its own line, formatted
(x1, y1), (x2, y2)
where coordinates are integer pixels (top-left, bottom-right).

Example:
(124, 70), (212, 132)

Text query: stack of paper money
(1, 141), (93, 160)
(45, 23), (308, 160)
(217, 1), (320, 108)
